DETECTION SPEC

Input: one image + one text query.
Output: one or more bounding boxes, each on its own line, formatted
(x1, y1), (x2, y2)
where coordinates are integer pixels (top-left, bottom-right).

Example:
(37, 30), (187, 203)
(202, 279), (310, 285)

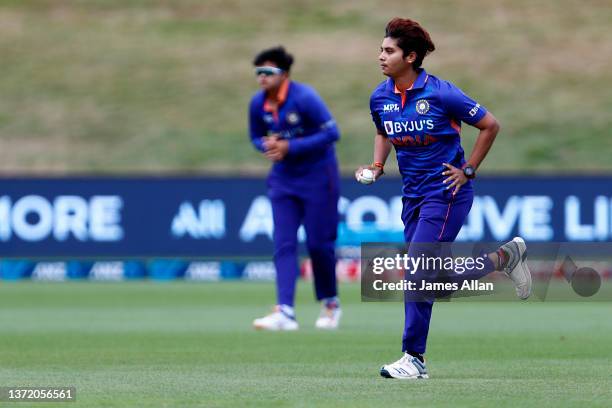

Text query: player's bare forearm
(355, 132), (392, 182)
(373, 132), (392, 165)
(371, 132), (392, 178)
(465, 112), (500, 169)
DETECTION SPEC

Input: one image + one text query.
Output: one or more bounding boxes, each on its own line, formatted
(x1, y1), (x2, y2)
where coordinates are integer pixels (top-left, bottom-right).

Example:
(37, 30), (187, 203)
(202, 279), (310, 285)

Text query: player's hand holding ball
(357, 168), (375, 184)
(355, 163), (384, 185)
(263, 134), (289, 162)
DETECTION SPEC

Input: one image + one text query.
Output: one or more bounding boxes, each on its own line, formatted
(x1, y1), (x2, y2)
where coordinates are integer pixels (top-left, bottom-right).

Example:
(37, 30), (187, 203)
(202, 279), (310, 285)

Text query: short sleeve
(300, 87), (335, 129)
(439, 81), (487, 125)
(369, 95), (386, 135)
(248, 95), (267, 152)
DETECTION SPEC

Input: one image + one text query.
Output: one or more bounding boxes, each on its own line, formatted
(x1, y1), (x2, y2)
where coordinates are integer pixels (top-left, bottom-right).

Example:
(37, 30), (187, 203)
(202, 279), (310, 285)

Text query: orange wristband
(372, 162), (384, 175)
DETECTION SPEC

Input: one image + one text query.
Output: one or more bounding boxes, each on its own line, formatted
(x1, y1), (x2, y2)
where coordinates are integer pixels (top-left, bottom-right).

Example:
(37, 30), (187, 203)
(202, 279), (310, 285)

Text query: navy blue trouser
(401, 188), (495, 354)
(268, 162), (339, 307)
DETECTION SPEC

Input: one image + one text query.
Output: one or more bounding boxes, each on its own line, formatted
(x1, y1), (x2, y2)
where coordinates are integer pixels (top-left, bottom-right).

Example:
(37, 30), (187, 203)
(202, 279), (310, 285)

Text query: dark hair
(385, 18), (435, 69)
(253, 46), (294, 72)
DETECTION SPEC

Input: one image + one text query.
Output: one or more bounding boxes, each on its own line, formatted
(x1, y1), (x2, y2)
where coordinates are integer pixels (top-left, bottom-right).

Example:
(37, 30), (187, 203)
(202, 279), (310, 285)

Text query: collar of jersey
(386, 68), (429, 94)
(263, 79), (290, 113)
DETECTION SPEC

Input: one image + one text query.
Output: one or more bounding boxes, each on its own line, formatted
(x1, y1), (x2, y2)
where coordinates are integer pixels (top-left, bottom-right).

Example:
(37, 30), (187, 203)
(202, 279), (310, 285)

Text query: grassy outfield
(0, 1), (611, 174)
(0, 281), (611, 407)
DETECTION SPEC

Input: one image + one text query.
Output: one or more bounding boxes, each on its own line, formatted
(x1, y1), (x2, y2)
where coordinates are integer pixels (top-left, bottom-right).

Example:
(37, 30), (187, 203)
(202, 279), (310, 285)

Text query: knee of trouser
(306, 241), (335, 258)
(274, 240), (297, 257)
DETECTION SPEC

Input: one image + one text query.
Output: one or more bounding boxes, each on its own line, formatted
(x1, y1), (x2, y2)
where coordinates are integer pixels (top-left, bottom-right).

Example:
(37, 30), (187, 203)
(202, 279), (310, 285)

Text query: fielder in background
(357, 18), (532, 379)
(248, 46), (342, 331)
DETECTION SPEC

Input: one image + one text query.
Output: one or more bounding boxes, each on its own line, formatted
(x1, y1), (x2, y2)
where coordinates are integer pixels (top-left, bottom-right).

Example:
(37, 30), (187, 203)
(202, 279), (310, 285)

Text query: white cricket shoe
(314, 305), (342, 330)
(380, 353), (429, 379)
(499, 237), (532, 300)
(253, 306), (298, 331)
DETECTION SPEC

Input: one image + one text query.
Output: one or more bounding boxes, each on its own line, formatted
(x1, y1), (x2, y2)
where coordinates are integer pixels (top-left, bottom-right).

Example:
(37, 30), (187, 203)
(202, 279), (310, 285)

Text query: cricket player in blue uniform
(356, 18), (532, 379)
(249, 46), (342, 331)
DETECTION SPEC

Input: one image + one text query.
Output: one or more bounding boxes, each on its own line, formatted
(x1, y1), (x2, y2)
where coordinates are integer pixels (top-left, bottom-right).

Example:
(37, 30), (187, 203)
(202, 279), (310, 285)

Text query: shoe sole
(315, 309), (342, 330)
(511, 237), (532, 300)
(380, 368), (428, 380)
(253, 323), (299, 331)
(315, 324), (338, 330)
(315, 319), (340, 330)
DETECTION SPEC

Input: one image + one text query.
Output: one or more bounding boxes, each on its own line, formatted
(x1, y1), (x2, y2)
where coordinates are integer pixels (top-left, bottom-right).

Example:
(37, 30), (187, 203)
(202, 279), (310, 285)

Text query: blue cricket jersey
(369, 69), (487, 198)
(249, 80), (340, 177)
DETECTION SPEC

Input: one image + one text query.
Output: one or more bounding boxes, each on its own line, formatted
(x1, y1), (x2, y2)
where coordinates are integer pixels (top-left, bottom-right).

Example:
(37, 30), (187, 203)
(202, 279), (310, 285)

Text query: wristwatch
(463, 165), (476, 179)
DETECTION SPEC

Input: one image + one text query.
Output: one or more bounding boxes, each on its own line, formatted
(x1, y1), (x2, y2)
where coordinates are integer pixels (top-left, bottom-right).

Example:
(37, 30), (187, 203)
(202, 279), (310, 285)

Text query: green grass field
(1, 281), (611, 407)
(0, 1), (611, 174)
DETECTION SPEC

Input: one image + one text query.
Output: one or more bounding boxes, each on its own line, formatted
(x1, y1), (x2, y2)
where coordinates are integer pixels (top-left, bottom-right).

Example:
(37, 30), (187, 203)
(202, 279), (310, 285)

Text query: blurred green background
(0, 0), (610, 175)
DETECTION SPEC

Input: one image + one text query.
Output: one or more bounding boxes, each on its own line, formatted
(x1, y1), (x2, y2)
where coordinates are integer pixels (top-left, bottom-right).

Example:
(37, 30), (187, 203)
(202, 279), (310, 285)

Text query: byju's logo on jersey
(384, 121), (394, 135)
(468, 103), (481, 117)
(383, 103), (400, 113)
(416, 99), (430, 115)
(383, 120), (434, 136)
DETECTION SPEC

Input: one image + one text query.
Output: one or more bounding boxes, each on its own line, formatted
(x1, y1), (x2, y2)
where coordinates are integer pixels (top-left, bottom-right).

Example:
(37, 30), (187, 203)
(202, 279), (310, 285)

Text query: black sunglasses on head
(255, 66), (284, 77)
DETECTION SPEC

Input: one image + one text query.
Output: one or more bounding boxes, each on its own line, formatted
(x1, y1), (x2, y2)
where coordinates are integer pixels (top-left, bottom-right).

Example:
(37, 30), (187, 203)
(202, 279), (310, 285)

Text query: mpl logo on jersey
(383, 103), (400, 113)
(383, 120), (435, 136)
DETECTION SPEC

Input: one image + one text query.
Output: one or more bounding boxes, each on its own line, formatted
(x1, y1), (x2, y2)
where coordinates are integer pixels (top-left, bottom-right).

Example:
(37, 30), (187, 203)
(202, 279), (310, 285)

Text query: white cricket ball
(359, 168), (375, 185)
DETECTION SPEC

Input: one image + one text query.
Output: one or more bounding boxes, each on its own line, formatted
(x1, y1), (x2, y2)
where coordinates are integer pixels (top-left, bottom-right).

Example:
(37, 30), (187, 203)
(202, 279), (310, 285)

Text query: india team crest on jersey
(286, 111), (300, 125)
(416, 99), (430, 115)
